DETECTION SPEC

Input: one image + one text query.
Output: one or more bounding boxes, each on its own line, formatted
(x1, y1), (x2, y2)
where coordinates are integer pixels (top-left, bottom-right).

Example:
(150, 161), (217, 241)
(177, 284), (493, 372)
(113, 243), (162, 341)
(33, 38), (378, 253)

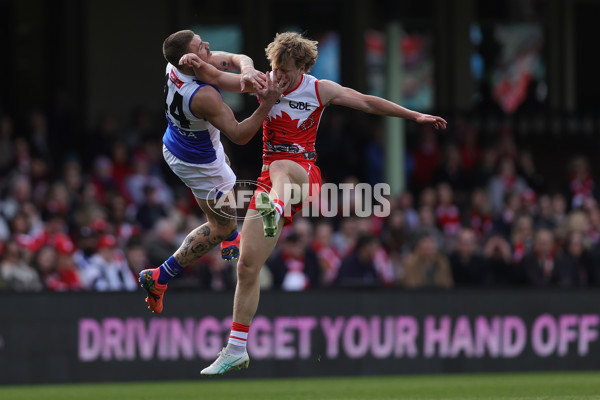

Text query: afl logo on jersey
(289, 100), (311, 111)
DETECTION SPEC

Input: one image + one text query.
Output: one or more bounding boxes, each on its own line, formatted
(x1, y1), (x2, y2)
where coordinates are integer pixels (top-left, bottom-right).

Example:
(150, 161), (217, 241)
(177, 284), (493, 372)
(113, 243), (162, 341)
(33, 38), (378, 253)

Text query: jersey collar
(283, 74), (304, 96)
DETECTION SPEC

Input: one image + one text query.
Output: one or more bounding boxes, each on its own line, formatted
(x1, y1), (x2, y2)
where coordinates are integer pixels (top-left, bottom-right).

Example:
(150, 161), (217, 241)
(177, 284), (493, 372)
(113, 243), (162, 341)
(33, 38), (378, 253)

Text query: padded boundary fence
(1, 289), (599, 384)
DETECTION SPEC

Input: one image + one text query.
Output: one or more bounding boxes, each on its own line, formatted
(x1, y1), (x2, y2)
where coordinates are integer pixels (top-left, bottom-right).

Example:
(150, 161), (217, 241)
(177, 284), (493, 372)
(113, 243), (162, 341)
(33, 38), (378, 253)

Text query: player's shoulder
(190, 84), (223, 112)
(303, 73), (318, 83)
(192, 83), (221, 100)
(316, 79), (343, 103)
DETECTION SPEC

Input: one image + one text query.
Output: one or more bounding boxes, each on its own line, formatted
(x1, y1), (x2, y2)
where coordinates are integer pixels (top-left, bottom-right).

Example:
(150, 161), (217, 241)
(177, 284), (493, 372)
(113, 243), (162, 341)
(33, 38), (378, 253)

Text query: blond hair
(265, 32), (318, 72)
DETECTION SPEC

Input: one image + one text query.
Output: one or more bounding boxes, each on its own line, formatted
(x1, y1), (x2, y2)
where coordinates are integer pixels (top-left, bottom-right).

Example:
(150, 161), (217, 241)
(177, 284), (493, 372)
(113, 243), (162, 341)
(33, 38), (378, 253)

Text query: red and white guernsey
(262, 74), (325, 165)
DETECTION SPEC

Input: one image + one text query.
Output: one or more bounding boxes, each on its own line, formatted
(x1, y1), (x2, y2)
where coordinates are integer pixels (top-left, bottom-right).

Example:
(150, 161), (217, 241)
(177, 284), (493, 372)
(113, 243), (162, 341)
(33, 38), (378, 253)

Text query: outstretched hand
(179, 53), (204, 69)
(256, 71), (287, 104)
(241, 68), (268, 92)
(415, 113), (447, 130)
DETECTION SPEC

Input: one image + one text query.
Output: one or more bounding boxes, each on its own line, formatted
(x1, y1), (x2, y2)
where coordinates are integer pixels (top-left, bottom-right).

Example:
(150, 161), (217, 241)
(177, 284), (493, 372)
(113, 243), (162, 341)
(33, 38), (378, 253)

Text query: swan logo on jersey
(298, 114), (316, 131)
(266, 110), (301, 127)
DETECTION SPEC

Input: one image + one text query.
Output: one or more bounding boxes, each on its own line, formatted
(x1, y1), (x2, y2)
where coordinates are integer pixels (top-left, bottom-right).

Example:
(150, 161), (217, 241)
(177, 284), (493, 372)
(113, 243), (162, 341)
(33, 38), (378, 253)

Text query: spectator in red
(51, 235), (85, 291)
(411, 125), (441, 189)
(435, 182), (461, 238)
(565, 155), (599, 210)
(465, 187), (494, 240)
(510, 214), (534, 265)
(42, 182), (71, 221)
(267, 231), (320, 291)
(37, 212), (74, 255)
(520, 188), (539, 219)
(312, 219), (342, 286)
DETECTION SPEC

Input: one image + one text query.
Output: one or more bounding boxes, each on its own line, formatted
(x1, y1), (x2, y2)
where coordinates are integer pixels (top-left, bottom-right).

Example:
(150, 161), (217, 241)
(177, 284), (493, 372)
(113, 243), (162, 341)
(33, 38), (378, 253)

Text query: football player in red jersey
(182, 32), (447, 375)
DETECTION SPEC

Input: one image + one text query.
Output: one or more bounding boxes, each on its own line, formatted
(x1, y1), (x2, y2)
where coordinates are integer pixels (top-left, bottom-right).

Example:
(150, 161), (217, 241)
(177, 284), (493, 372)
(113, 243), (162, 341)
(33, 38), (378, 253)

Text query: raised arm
(208, 51), (250, 71)
(209, 51), (267, 92)
(180, 53), (251, 93)
(318, 79), (447, 130)
(190, 72), (285, 145)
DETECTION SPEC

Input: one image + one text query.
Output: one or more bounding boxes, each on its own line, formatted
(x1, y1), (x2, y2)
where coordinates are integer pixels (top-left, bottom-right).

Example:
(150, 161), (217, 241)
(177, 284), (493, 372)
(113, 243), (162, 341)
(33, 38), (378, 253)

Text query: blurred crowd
(1, 105), (600, 293)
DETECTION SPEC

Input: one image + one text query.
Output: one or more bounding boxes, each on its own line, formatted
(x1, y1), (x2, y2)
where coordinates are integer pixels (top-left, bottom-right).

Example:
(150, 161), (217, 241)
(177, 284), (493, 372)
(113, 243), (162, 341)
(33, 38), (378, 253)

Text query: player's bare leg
(201, 210), (283, 375)
(233, 211), (284, 324)
(174, 193), (238, 265)
(139, 191), (238, 314)
(268, 160), (309, 211)
(201, 162), (310, 375)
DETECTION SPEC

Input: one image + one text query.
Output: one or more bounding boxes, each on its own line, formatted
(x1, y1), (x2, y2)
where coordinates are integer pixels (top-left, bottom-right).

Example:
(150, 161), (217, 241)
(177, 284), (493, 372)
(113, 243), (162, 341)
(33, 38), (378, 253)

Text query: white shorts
(162, 145), (236, 201)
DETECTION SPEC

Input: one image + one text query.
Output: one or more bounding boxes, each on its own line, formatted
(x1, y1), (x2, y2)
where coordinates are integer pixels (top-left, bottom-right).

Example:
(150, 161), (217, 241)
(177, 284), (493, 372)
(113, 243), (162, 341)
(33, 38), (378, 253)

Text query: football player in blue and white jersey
(139, 30), (287, 314)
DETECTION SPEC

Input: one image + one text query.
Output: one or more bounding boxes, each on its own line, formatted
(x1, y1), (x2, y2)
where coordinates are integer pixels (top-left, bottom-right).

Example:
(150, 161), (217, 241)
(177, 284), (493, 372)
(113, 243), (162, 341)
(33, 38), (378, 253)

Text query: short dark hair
(163, 30), (195, 67)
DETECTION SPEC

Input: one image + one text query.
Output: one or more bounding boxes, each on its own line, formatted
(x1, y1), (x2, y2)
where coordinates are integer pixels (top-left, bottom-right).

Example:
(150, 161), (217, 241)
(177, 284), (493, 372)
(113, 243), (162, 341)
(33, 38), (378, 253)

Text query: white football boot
(200, 348), (250, 376)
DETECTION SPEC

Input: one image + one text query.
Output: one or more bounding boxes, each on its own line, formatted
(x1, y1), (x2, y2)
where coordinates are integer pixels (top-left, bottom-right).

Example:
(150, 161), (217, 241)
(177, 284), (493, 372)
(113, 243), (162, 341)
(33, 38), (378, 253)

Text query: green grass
(2, 372), (600, 400)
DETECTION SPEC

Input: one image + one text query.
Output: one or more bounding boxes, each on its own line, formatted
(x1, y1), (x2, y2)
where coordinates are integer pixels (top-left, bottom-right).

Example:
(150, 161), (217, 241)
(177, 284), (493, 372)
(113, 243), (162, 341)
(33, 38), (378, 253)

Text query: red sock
(273, 198), (285, 220)
(228, 322), (250, 348)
